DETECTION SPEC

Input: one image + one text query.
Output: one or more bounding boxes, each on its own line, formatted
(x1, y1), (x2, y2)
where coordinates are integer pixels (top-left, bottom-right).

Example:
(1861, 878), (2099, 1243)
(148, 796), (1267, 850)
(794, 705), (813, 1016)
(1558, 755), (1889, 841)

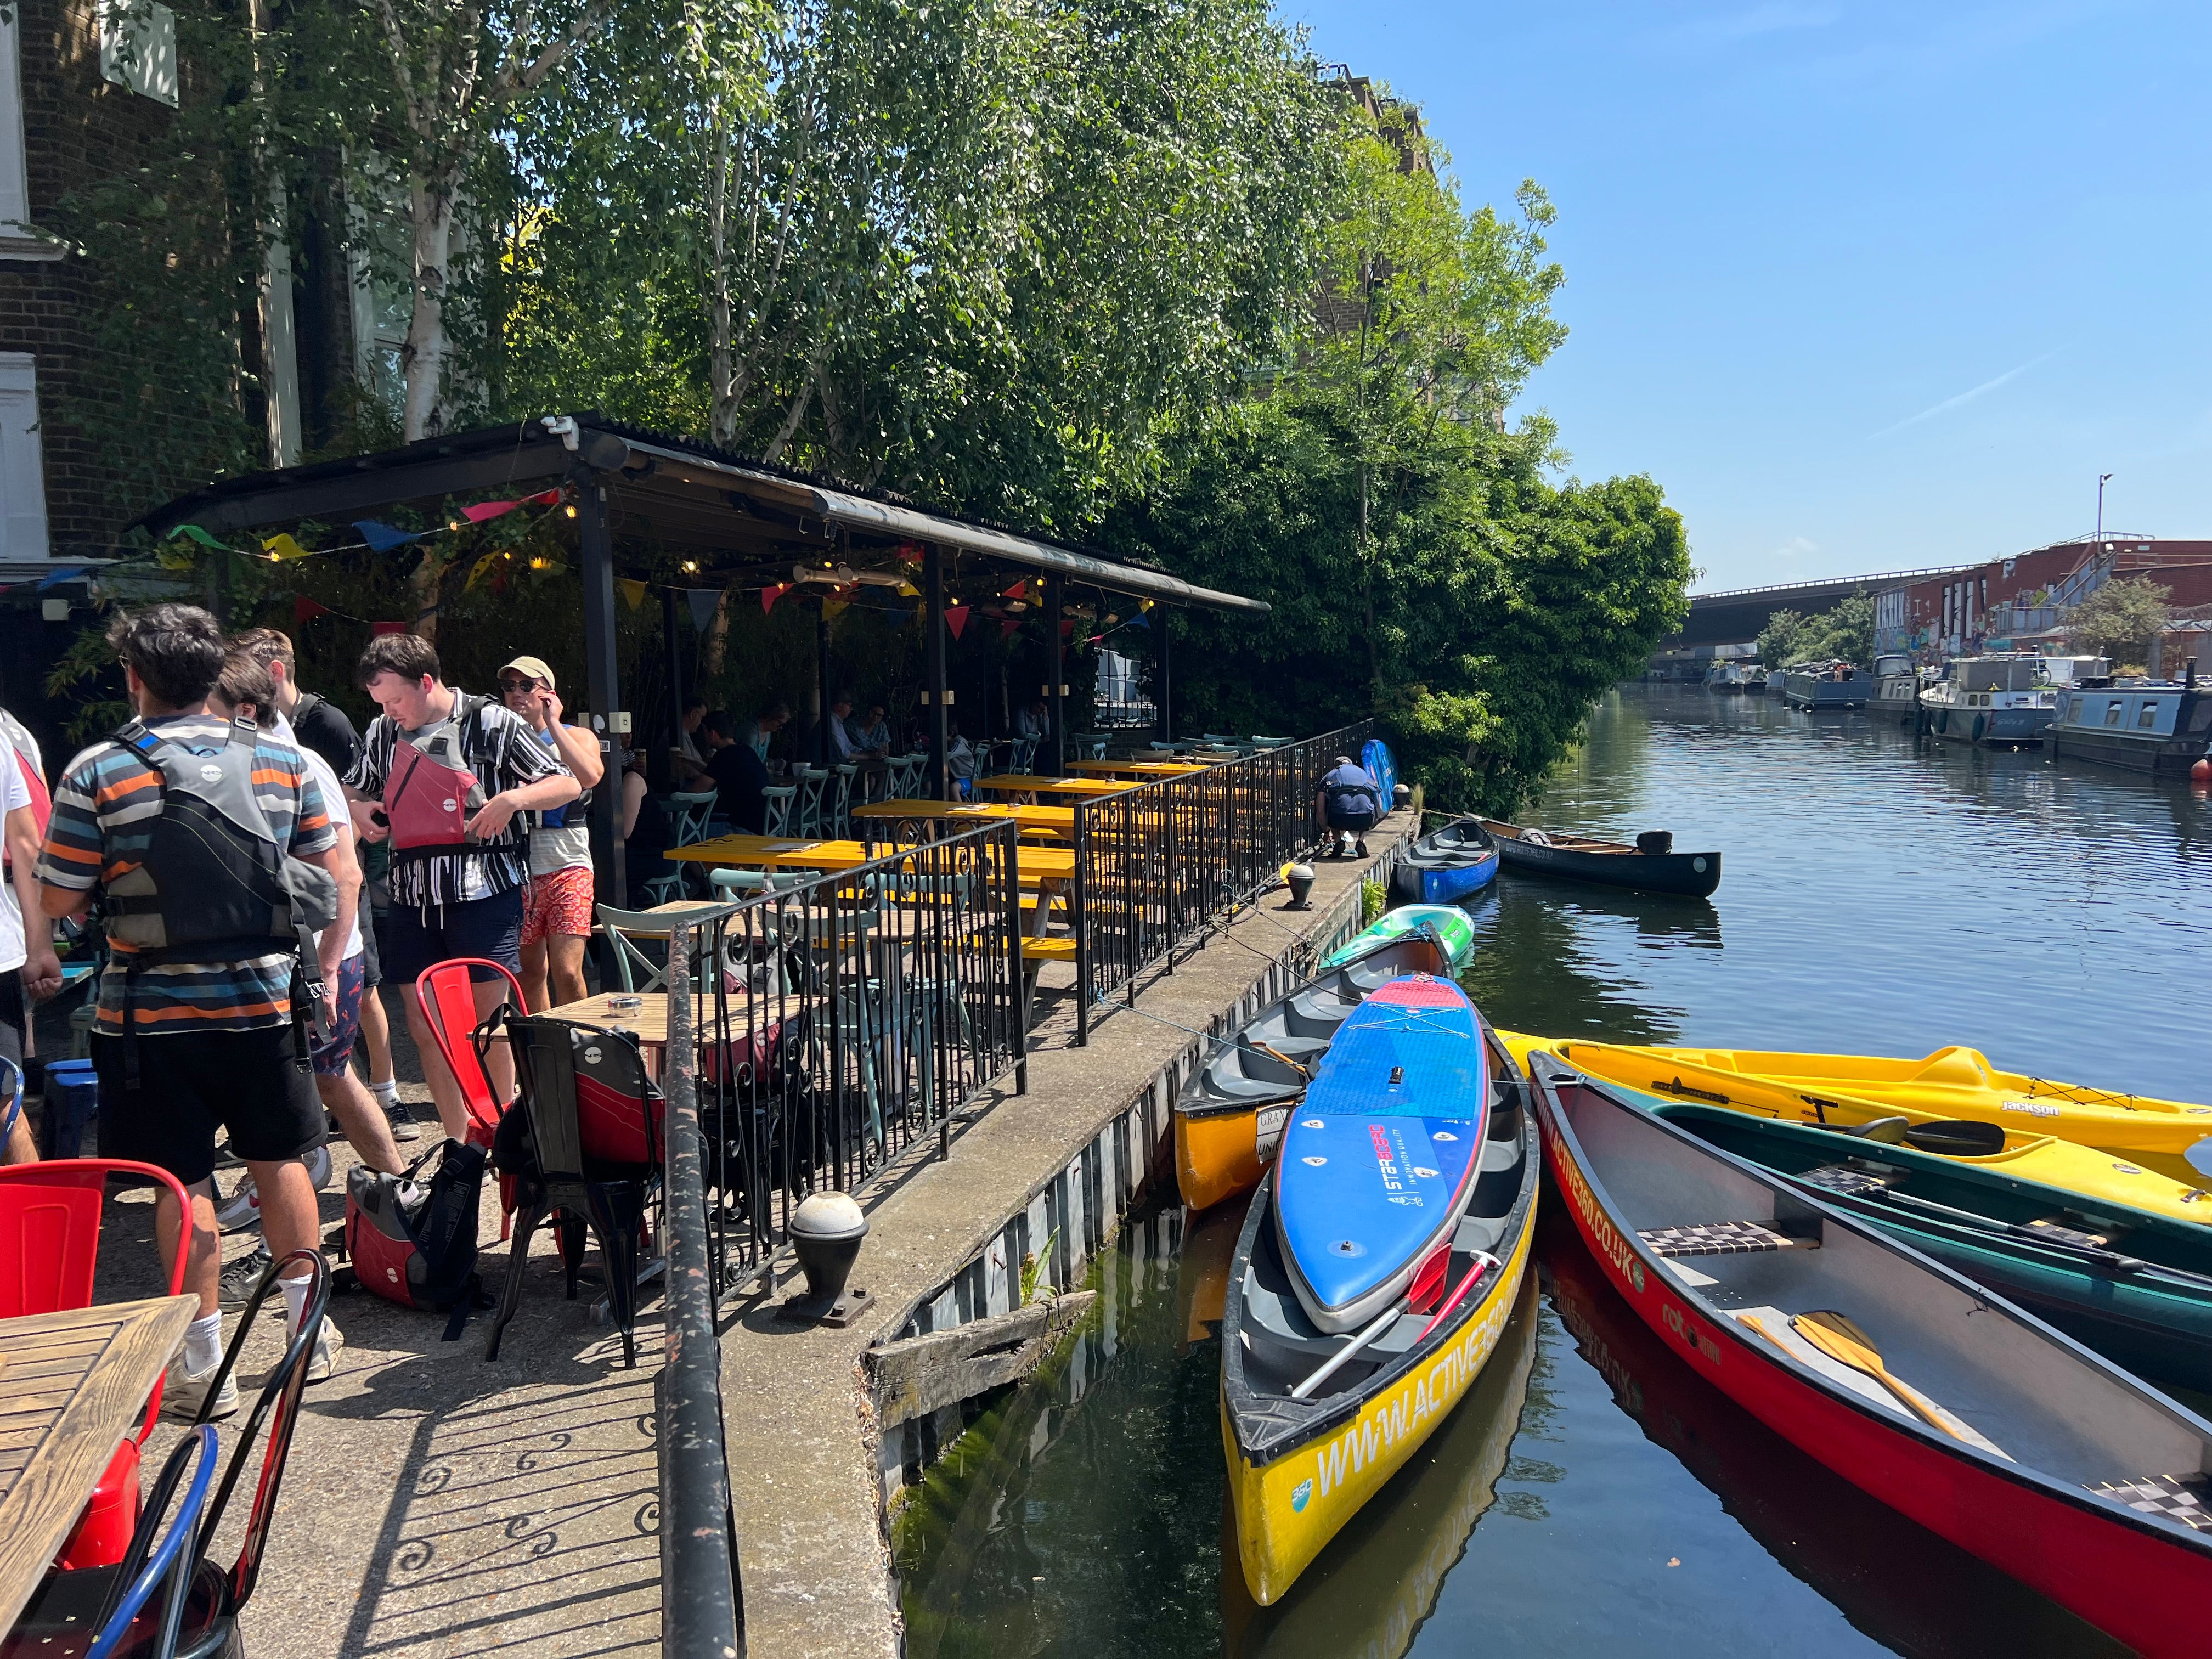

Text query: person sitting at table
(738, 699), (789, 761)
(850, 701), (892, 758)
(827, 692), (861, 762)
(670, 695), (711, 786)
(945, 718), (978, 797)
(1015, 697), (1049, 744)
(702, 712), (770, 833)
(620, 746), (671, 894)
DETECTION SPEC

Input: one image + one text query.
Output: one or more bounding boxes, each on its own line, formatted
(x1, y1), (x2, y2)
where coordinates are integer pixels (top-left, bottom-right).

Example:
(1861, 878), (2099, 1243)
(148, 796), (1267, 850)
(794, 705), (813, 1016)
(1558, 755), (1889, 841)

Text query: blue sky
(1280, 1), (2212, 591)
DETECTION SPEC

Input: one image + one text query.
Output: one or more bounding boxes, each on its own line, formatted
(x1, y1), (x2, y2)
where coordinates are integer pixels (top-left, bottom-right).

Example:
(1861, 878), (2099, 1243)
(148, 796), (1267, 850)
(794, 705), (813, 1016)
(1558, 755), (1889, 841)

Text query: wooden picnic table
(0, 1295), (196, 1633)
(851, 798), (1075, 836)
(975, 774), (1133, 800)
(544, 991), (707, 1064)
(663, 833), (1074, 889)
(1065, 758), (1211, 778)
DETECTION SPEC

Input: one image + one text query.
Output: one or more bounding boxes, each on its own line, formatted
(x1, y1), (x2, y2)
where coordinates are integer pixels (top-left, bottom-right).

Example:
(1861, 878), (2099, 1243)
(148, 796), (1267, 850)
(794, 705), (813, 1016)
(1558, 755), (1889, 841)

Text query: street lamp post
(2097, 472), (2114, 544)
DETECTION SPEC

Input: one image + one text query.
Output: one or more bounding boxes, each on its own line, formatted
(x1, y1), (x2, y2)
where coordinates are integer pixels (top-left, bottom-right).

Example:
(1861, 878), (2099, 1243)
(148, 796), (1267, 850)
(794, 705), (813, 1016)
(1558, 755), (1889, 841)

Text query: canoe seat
(1639, 1221), (1808, 1259)
(2024, 1217), (2123, 1250)
(2087, 1473), (2212, 1532)
(1798, 1164), (1904, 1199)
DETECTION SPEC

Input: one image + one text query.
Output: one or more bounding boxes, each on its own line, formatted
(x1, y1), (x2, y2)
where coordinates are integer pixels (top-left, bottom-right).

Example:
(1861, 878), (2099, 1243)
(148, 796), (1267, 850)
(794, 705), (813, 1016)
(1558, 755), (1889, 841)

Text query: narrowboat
(1222, 978), (1539, 1605)
(1920, 655), (2057, 746)
(1783, 661), (1871, 709)
(1476, 819), (1721, 898)
(1703, 661), (1751, 692)
(2047, 662), (2212, 775)
(1174, 928), (1455, 1211)
(1868, 653), (1920, 724)
(1389, 817), (1499, 905)
(1651, 1103), (2212, 1391)
(1532, 1052), (2212, 1659)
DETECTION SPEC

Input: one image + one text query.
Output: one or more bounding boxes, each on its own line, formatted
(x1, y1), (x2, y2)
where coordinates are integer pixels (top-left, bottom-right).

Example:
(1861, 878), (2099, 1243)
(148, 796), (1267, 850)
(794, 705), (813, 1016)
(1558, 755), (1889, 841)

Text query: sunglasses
(499, 676), (540, 691)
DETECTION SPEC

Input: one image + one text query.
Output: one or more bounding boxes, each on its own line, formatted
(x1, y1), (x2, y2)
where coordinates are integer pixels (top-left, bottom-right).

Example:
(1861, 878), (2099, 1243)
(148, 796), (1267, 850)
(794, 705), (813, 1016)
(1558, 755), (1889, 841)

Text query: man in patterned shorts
(500, 656), (604, 1010)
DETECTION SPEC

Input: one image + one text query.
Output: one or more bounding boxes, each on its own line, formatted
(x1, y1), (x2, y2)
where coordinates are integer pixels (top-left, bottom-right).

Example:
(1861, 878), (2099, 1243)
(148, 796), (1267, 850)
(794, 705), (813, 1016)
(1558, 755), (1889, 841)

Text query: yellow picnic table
(975, 774), (1135, 800)
(1065, 758), (1211, 778)
(851, 797), (1076, 836)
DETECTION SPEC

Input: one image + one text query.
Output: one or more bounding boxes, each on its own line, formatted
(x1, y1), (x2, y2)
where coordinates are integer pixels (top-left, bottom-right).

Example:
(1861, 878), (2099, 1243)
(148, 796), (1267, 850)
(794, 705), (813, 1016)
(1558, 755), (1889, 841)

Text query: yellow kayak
(1497, 1031), (2212, 1223)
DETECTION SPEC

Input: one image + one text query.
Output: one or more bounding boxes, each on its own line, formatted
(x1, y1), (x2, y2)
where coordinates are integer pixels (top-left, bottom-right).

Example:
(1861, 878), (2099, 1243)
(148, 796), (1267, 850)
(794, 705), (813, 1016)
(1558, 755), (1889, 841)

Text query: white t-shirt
(0, 724), (31, 973)
(278, 716), (364, 963)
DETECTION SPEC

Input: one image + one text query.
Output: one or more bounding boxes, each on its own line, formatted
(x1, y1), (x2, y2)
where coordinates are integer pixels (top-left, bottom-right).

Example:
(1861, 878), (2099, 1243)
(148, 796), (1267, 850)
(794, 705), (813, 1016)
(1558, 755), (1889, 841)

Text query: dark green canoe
(1652, 1103), (2212, 1392)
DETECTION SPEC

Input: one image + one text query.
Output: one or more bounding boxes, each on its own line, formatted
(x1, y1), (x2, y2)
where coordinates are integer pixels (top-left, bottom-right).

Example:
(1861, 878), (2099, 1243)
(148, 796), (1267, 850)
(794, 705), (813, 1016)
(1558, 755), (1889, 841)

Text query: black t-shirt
(705, 742), (768, 835)
(289, 692), (361, 778)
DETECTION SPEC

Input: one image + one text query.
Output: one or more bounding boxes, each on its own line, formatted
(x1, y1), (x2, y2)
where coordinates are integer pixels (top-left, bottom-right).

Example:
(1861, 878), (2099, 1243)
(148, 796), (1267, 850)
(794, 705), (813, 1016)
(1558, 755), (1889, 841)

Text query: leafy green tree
(2068, 577), (2171, 669)
(1757, 608), (1806, 668)
(1758, 590), (1872, 669)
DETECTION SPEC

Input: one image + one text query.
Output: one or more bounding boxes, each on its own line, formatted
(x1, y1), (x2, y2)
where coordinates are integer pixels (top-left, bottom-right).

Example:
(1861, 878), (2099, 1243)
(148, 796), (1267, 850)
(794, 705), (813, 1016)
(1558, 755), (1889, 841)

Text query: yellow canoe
(1497, 1030), (2212, 1221)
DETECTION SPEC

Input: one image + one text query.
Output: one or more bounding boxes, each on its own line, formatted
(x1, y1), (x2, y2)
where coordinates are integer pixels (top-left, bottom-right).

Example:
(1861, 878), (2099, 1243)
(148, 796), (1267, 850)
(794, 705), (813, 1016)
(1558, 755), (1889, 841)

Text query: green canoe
(1321, 904), (1476, 972)
(1655, 1102), (2212, 1392)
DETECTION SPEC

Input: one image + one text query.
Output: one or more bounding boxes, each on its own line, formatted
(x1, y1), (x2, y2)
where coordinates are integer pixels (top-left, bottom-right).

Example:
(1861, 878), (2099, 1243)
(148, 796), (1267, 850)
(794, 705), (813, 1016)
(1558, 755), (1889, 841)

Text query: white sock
(369, 1079), (400, 1105)
(279, 1274), (313, 1337)
(184, 1313), (223, 1373)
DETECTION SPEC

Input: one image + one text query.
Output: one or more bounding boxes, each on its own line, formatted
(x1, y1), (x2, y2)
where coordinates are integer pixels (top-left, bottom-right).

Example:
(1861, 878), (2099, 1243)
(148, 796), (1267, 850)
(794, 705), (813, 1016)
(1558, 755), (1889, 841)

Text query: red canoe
(1530, 1051), (2212, 1659)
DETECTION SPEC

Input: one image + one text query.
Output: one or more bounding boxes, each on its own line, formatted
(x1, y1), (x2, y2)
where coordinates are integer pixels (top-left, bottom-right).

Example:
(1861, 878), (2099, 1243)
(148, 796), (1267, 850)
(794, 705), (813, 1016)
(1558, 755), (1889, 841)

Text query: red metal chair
(416, 958), (528, 1241)
(413, 957), (528, 1149)
(0, 1158), (193, 1570)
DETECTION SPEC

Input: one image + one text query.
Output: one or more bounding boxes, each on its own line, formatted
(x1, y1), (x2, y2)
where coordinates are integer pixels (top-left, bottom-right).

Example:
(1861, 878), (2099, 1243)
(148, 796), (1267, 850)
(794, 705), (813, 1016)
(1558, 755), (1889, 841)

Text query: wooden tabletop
(1065, 759), (1211, 777)
(543, 992), (706, 1050)
(0, 1296), (196, 1632)
(663, 834), (1074, 887)
(852, 798), (1076, 833)
(975, 775), (1135, 799)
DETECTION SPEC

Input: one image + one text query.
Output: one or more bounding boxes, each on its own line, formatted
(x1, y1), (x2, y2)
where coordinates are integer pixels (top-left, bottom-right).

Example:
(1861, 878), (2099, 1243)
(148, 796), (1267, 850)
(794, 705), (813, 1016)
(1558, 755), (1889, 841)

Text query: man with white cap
(500, 656), (605, 1009)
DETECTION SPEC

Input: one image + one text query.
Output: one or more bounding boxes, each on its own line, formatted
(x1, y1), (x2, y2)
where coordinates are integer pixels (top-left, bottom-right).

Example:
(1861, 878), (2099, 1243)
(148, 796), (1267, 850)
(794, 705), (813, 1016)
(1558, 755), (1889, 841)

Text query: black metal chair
(486, 1015), (663, 1368)
(2, 1250), (331, 1659)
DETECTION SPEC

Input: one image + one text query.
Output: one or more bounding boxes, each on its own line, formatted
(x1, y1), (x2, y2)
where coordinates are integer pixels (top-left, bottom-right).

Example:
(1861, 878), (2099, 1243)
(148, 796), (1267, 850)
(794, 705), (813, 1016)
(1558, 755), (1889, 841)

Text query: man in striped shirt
(37, 604), (347, 1415)
(342, 633), (577, 1139)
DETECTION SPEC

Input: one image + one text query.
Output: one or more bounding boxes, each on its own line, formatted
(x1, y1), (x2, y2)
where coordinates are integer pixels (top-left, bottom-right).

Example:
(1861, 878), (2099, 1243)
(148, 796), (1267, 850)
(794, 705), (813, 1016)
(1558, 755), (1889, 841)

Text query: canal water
(894, 684), (2212, 1658)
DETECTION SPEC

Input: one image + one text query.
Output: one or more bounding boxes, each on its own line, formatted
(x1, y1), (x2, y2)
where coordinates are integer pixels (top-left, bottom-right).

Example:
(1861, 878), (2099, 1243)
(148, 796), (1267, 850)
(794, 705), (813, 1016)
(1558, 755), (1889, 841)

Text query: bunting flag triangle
(822, 597), (848, 622)
(170, 524), (234, 551)
(687, 588), (721, 632)
(944, 603), (969, 641)
(1000, 618), (1020, 641)
(262, 533), (315, 562)
(1060, 620), (1076, 638)
(461, 500), (519, 524)
(466, 551), (503, 591)
(617, 578), (648, 611)
(294, 596), (330, 623)
(370, 621), (409, 637)
(354, 521), (422, 553)
(1000, 580), (1028, 601)
(761, 583), (789, 615)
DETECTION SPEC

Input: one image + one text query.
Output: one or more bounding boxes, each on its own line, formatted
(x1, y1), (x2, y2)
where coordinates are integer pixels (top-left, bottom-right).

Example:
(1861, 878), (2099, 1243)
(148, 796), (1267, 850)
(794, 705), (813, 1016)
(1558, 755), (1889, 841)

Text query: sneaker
(1355, 839), (1369, 856)
(306, 1141), (334, 1189)
(305, 1320), (345, 1385)
(164, 1354), (239, 1422)
(219, 1242), (274, 1308)
(383, 1097), (422, 1144)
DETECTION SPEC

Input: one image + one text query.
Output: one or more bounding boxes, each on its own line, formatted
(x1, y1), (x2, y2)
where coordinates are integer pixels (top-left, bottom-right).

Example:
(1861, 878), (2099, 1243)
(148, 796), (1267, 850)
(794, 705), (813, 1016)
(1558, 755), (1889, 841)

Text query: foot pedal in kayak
(1798, 1164), (1903, 1199)
(2088, 1473), (2212, 1532)
(1639, 1220), (1807, 1258)
(2025, 1217), (2124, 1251)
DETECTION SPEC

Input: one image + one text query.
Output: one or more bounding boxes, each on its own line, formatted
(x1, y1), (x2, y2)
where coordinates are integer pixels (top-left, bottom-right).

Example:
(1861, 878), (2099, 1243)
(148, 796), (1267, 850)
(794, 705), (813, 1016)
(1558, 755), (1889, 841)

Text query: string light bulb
(563, 505), (578, 519)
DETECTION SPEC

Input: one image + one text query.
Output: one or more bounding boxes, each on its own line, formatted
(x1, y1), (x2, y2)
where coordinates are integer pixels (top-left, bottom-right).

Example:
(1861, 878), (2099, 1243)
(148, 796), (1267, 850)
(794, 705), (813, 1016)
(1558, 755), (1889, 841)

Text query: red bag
(382, 695), (488, 856)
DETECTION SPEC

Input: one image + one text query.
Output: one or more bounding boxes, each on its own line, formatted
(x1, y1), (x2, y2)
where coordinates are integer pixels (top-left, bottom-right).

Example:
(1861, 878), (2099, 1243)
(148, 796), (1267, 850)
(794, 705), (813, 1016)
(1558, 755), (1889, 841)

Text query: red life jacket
(382, 695), (490, 860)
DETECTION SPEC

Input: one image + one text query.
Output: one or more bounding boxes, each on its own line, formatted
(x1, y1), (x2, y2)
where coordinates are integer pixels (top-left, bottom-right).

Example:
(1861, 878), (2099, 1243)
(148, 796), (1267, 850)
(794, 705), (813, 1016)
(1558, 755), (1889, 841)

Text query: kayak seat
(1639, 1221), (1811, 1258)
(2087, 1473), (2212, 1532)
(1798, 1164), (1905, 1198)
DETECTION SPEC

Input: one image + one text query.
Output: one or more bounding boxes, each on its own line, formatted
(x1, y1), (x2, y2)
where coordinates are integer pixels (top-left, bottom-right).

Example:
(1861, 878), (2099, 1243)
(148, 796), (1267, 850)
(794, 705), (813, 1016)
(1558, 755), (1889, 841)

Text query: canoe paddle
(1829, 1116), (2006, 1156)
(1790, 1310), (1962, 1439)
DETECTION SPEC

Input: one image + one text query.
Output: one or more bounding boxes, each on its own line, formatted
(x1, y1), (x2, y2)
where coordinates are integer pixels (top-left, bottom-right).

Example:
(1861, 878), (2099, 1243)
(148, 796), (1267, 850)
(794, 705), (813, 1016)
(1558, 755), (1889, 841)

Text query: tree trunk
(701, 582), (737, 679)
(706, 119), (737, 448)
(401, 170), (458, 443)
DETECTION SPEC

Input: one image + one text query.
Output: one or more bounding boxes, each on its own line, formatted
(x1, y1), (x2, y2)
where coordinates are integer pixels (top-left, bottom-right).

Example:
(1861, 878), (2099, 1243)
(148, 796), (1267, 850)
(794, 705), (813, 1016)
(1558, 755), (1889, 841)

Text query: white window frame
(0, 9), (57, 261)
(0, 353), (52, 560)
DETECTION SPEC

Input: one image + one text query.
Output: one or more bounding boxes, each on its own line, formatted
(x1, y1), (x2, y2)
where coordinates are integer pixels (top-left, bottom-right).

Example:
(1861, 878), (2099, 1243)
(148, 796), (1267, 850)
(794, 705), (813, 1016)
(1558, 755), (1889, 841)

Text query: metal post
(925, 544), (949, 800)
(1157, 608), (1172, 746)
(659, 922), (744, 1658)
(817, 599), (832, 766)
(1047, 577), (1064, 776)
(577, 476), (627, 907)
(661, 586), (683, 795)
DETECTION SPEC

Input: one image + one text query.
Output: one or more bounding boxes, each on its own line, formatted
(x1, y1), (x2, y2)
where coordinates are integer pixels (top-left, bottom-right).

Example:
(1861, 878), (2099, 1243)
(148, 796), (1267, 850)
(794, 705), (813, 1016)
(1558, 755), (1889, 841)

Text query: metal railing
(651, 825), (1028, 1650)
(1071, 720), (1372, 1043)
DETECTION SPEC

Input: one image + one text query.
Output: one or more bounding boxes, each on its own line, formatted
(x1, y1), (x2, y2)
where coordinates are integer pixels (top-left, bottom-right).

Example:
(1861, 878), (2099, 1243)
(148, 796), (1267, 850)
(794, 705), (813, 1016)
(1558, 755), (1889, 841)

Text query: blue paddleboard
(1273, 975), (1490, 1333)
(1361, 738), (1398, 804)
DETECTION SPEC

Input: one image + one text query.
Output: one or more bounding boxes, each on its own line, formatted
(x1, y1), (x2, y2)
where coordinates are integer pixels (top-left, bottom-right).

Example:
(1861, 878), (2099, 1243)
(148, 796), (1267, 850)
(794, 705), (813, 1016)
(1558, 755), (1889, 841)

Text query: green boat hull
(1322, 904), (1476, 972)
(1656, 1104), (2212, 1393)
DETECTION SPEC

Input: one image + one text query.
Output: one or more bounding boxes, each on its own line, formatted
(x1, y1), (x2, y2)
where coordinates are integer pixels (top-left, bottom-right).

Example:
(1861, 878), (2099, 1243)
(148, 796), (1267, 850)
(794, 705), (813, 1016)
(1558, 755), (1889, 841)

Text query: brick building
(1874, 535), (2212, 661)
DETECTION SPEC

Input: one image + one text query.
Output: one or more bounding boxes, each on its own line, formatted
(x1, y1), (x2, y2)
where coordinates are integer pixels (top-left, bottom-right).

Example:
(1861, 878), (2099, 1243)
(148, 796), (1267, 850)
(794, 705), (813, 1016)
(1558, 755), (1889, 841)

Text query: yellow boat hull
(1496, 1031), (2212, 1218)
(1225, 1201), (1536, 1605)
(1175, 1100), (1276, 1212)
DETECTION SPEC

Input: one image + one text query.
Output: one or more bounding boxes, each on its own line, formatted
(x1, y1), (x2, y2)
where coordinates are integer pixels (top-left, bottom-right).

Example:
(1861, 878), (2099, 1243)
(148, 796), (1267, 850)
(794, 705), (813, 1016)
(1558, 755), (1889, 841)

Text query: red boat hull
(1539, 1107), (2212, 1658)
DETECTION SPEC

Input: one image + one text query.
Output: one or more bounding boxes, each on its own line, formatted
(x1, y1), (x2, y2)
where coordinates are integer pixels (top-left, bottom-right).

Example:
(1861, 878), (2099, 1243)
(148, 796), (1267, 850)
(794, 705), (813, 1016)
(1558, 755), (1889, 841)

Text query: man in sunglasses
(499, 656), (603, 1011)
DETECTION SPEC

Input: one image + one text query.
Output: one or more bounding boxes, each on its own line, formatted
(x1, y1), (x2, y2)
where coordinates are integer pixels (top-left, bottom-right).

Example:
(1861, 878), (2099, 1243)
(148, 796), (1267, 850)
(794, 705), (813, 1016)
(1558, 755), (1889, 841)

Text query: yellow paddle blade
(1791, 1310), (1962, 1440)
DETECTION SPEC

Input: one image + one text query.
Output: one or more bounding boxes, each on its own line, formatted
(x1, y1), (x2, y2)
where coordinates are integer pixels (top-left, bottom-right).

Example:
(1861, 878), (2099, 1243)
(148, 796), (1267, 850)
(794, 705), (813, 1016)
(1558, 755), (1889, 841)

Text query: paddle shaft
(1791, 1316), (1962, 1439)
(1289, 1305), (1403, 1401)
(1865, 1188), (2212, 1285)
(1416, 1251), (1501, 1342)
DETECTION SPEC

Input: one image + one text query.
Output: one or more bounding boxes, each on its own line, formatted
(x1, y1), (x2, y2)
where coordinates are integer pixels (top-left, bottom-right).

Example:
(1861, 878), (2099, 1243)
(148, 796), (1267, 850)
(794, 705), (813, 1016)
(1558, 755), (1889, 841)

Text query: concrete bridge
(1664, 566), (1975, 649)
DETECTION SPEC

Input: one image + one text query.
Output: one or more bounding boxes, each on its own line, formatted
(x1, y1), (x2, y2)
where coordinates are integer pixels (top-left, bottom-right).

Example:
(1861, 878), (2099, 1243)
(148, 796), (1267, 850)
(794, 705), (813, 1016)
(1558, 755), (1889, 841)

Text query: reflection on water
(896, 685), (2209, 1657)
